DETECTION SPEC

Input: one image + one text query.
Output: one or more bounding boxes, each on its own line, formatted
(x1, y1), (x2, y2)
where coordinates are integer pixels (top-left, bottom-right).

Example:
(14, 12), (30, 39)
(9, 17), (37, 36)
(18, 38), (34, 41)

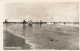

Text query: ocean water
(3, 23), (79, 50)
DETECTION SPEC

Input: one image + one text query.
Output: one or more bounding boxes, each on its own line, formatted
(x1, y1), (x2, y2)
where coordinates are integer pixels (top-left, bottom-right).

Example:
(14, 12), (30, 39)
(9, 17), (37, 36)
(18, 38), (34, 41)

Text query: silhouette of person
(23, 20), (26, 27)
(64, 22), (65, 25)
(29, 20), (33, 27)
(5, 19), (8, 23)
(54, 22), (55, 25)
(23, 20), (26, 24)
(40, 20), (42, 26)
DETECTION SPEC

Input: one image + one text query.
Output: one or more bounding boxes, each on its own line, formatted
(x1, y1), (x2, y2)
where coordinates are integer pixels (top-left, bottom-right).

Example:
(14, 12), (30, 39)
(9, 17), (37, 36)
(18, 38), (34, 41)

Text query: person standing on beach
(64, 22), (65, 25)
(23, 20), (26, 24)
(5, 19), (8, 23)
(29, 20), (33, 27)
(23, 20), (26, 27)
(54, 22), (55, 25)
(39, 20), (42, 26)
(27, 21), (30, 27)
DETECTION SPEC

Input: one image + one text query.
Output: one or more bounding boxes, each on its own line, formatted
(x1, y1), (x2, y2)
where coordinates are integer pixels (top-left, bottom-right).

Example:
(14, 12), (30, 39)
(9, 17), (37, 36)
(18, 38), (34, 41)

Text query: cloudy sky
(4, 2), (79, 22)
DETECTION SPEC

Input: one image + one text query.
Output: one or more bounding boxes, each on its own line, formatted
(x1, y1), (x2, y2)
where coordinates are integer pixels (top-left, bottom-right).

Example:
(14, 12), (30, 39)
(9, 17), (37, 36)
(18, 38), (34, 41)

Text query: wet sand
(3, 23), (79, 50)
(3, 30), (31, 50)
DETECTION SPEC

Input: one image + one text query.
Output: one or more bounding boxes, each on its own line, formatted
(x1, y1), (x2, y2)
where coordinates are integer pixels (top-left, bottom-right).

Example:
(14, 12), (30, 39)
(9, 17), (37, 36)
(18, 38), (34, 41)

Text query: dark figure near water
(39, 20), (42, 26)
(54, 22), (55, 25)
(23, 20), (26, 27)
(5, 20), (8, 23)
(64, 22), (66, 25)
(23, 20), (26, 24)
(28, 20), (33, 27)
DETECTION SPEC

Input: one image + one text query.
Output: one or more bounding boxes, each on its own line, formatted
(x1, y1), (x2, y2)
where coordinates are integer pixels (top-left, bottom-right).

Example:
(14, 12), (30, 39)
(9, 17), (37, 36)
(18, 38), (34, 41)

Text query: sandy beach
(3, 23), (79, 50)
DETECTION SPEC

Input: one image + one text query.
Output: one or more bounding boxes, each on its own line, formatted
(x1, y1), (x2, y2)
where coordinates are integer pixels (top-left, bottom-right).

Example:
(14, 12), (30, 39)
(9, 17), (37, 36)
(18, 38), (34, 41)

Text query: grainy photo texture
(3, 2), (79, 50)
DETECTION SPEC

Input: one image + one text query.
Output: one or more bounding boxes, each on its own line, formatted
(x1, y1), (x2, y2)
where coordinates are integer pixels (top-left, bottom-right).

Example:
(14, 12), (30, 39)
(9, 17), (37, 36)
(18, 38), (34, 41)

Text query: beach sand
(3, 23), (79, 50)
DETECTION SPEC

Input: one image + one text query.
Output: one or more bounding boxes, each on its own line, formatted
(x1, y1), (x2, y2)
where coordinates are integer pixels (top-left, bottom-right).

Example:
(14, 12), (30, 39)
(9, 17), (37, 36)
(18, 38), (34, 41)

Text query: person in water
(27, 21), (30, 27)
(64, 22), (66, 25)
(39, 20), (42, 26)
(23, 20), (26, 27)
(54, 22), (55, 25)
(28, 20), (33, 27)
(23, 20), (26, 24)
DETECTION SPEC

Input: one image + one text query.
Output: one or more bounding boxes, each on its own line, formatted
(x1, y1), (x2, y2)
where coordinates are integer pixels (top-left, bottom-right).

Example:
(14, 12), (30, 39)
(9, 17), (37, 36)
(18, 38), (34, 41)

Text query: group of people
(23, 20), (42, 27)
(4, 19), (42, 27)
(27, 20), (33, 27)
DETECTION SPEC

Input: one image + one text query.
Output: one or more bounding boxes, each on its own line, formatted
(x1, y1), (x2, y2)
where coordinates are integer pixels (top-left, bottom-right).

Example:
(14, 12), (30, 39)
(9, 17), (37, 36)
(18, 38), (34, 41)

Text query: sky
(3, 2), (79, 22)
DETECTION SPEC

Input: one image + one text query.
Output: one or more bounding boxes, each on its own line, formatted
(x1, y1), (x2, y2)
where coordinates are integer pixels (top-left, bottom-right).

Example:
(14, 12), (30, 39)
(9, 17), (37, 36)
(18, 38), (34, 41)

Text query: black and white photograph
(2, 1), (79, 50)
